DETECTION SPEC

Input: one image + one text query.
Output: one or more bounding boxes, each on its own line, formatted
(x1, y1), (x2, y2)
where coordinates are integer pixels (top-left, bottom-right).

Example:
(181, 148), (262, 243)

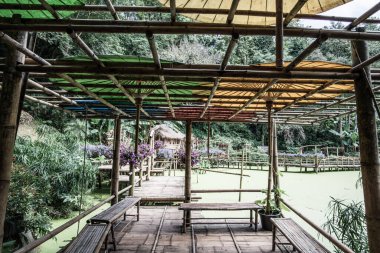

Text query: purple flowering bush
(85, 143), (153, 166)
(85, 144), (112, 159)
(178, 149), (200, 167)
(154, 140), (164, 150)
(137, 143), (154, 161)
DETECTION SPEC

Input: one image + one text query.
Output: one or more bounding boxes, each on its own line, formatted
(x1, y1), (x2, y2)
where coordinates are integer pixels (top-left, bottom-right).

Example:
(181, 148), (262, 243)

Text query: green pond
(39, 167), (363, 252)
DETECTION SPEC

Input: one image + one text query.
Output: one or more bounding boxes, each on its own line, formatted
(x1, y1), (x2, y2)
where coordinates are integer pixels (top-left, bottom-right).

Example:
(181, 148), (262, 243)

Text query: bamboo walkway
(111, 206), (280, 253)
(133, 176), (185, 202)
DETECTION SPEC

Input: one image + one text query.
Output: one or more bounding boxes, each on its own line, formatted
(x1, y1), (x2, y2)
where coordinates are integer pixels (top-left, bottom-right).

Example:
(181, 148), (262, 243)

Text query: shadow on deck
(110, 206), (280, 253)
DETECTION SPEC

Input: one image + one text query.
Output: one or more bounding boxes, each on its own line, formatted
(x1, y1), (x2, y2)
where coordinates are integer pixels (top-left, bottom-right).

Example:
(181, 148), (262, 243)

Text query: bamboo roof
(1, 0), (380, 125)
(158, 0), (352, 25)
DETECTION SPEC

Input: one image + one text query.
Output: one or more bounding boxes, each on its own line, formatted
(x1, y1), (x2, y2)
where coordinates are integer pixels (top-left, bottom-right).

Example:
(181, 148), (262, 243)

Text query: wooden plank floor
(133, 176), (185, 202)
(110, 206), (281, 253)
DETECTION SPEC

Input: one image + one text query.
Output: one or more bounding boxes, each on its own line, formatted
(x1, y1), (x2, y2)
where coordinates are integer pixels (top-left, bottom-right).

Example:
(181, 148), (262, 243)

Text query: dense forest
(2, 0), (378, 251)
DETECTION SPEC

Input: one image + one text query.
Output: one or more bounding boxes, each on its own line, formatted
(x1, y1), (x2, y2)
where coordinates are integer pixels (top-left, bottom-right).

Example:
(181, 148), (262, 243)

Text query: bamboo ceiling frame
(1, 1), (380, 124)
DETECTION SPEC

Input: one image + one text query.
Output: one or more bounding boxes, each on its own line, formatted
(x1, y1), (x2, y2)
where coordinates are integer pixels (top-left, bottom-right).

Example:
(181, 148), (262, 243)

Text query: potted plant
(256, 187), (284, 231)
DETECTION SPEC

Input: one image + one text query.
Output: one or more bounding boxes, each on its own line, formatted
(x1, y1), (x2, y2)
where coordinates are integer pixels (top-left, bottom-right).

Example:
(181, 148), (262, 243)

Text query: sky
(301, 0), (380, 28)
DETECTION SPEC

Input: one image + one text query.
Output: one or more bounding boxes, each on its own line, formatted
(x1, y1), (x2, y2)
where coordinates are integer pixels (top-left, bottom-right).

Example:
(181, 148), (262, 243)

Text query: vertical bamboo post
(275, 0), (283, 69)
(185, 120), (192, 226)
(129, 97), (142, 196)
(265, 101), (273, 214)
(239, 147), (244, 202)
(351, 27), (380, 253)
(207, 121), (211, 159)
(0, 28), (27, 250)
(272, 120), (280, 209)
(147, 134), (153, 181)
(111, 117), (121, 205)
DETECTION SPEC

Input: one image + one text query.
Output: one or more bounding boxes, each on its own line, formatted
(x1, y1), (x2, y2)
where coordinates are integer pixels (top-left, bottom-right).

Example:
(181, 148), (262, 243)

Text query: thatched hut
(151, 124), (185, 150)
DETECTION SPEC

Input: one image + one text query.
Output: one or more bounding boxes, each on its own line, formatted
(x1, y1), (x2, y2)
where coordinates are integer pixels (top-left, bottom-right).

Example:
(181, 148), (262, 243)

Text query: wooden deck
(110, 206), (281, 253)
(133, 176), (185, 202)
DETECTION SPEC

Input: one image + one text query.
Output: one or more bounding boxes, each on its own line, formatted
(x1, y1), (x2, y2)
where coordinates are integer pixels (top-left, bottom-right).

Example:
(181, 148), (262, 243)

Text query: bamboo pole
(351, 28), (380, 253)
(226, 0), (240, 24)
(345, 2), (380, 30)
(275, 0), (283, 69)
(104, 0), (119, 20)
(2, 23), (380, 41)
(0, 28), (27, 251)
(207, 121), (211, 159)
(265, 101), (273, 214)
(169, 0), (176, 22)
(238, 147), (244, 201)
(111, 116), (121, 205)
(129, 97), (142, 196)
(146, 31), (175, 118)
(283, 0), (308, 26)
(185, 120), (192, 225)
(229, 79), (278, 119)
(272, 120), (280, 208)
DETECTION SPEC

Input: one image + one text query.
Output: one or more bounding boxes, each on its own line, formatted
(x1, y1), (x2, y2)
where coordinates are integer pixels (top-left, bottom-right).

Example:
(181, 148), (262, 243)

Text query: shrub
(323, 198), (368, 253)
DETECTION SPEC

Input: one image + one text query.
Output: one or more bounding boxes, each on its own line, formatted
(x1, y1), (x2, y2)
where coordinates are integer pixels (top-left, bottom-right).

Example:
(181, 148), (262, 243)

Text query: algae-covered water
(40, 168), (363, 252)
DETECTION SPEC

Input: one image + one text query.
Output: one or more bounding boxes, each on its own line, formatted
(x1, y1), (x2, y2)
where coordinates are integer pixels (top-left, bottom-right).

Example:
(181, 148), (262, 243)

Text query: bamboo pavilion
(1, 0), (380, 252)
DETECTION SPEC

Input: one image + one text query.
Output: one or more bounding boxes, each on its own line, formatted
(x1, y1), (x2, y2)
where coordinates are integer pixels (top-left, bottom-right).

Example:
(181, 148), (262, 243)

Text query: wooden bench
(179, 202), (262, 233)
(271, 218), (331, 253)
(88, 197), (141, 250)
(63, 224), (111, 253)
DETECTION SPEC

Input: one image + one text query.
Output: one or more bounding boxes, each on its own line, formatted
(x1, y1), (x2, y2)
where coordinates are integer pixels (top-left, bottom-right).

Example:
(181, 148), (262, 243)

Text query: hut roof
(153, 124), (185, 140)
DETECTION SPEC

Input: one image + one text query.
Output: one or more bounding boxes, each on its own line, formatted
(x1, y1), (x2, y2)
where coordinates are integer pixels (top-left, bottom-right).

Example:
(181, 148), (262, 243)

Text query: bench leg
(255, 210), (258, 232)
(111, 225), (116, 251)
(182, 210), (187, 233)
(137, 201), (140, 221)
(104, 232), (109, 252)
(250, 210), (253, 228)
(272, 225), (276, 251)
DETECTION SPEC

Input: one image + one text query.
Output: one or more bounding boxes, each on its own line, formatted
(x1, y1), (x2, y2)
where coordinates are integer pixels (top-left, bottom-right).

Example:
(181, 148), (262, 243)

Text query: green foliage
(14, 123), (97, 217)
(6, 165), (52, 239)
(323, 198), (368, 253)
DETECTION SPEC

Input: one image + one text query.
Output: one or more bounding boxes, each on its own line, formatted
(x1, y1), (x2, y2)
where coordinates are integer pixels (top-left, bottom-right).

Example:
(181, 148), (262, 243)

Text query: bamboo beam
(38, 0), (60, 19)
(286, 2), (380, 72)
(227, 0), (240, 24)
(283, 0), (308, 26)
(10, 65), (358, 80)
(345, 2), (380, 30)
(352, 32), (380, 253)
(1, 4), (380, 25)
(350, 52), (380, 72)
(185, 120), (192, 225)
(104, 0), (119, 20)
(111, 117), (121, 205)
(66, 28), (149, 117)
(275, 79), (339, 113)
(0, 29), (27, 250)
(229, 79), (278, 119)
(275, 0), (283, 68)
(170, 0), (176, 22)
(0, 31), (129, 116)
(2, 23), (380, 40)
(146, 31), (175, 118)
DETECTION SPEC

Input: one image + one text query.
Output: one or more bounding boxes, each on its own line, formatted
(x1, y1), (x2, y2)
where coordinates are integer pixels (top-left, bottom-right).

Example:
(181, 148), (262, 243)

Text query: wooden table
(179, 202), (262, 232)
(97, 164), (129, 188)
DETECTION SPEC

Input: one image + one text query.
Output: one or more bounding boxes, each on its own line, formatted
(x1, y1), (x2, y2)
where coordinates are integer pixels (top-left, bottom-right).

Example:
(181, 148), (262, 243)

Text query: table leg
(250, 210), (253, 228)
(183, 210), (187, 233)
(272, 225), (276, 251)
(255, 210), (258, 232)
(137, 201), (140, 221)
